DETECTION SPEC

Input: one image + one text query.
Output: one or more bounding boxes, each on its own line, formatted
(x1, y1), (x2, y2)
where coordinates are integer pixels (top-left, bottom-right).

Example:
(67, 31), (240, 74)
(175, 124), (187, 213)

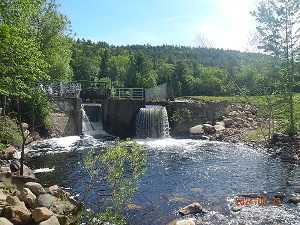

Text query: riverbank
(185, 99), (299, 163)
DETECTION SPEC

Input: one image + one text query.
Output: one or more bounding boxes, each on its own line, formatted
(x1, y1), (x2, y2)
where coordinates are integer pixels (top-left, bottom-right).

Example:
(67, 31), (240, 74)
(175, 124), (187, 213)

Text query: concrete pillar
(73, 98), (82, 110)
(73, 109), (83, 135)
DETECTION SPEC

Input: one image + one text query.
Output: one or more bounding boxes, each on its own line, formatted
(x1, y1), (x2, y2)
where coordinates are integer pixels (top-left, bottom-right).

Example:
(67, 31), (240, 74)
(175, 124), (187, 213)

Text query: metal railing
(78, 80), (111, 99)
(112, 88), (144, 100)
(36, 80), (81, 99)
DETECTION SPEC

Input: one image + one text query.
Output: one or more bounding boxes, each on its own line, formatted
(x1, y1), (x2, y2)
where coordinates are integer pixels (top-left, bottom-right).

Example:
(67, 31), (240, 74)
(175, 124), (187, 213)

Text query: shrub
(0, 116), (22, 148)
(77, 139), (147, 225)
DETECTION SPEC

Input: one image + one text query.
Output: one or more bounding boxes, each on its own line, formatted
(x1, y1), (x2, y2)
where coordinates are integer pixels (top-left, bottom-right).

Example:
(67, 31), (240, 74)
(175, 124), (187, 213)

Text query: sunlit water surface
(25, 136), (300, 225)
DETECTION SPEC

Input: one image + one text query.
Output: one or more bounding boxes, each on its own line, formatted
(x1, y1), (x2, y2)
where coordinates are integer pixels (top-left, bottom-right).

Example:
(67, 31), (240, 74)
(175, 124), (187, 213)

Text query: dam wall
(101, 99), (229, 138)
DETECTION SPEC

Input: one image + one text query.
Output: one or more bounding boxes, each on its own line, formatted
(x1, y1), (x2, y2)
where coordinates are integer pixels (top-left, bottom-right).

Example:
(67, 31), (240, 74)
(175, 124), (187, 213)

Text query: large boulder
(203, 124), (215, 134)
(32, 207), (54, 223)
(167, 219), (196, 225)
(223, 118), (234, 127)
(178, 202), (203, 216)
(1, 146), (19, 160)
(18, 188), (36, 208)
(189, 125), (204, 135)
(0, 217), (13, 225)
(34, 194), (54, 209)
(38, 215), (60, 225)
(24, 182), (46, 196)
(288, 196), (300, 204)
(2, 205), (32, 225)
(6, 196), (25, 208)
(214, 124), (225, 134)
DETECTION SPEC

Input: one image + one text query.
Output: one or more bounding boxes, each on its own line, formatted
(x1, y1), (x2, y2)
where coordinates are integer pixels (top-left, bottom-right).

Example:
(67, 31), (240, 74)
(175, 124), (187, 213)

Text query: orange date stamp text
(235, 197), (280, 207)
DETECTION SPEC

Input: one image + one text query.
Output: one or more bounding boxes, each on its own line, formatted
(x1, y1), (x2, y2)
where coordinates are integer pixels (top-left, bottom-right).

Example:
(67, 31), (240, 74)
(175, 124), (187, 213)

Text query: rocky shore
(0, 172), (81, 225)
(188, 101), (300, 163)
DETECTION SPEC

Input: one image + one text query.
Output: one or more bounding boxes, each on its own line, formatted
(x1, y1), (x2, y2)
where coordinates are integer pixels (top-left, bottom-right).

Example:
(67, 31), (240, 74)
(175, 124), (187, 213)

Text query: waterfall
(135, 106), (170, 138)
(82, 109), (95, 134)
(82, 104), (107, 136)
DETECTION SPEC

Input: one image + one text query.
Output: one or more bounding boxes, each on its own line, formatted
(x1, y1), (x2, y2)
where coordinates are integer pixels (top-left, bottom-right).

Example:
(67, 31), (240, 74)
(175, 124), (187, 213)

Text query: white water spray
(135, 106), (170, 138)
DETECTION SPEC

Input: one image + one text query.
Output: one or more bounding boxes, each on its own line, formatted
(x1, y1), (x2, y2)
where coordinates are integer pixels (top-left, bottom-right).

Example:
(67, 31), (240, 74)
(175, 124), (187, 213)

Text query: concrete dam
(48, 98), (229, 139)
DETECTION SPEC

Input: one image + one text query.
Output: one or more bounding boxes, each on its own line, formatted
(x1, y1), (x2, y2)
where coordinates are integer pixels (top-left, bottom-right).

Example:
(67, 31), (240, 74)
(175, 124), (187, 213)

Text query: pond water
(25, 135), (300, 225)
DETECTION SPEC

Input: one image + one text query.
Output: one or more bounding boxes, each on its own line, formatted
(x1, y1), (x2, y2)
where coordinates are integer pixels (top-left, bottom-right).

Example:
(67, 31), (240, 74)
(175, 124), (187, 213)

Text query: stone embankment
(0, 173), (80, 225)
(188, 100), (300, 162)
(188, 102), (265, 145)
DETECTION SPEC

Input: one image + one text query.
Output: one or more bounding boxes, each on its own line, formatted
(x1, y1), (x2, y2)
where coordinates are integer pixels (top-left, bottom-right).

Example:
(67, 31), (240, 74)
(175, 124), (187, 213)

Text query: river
(25, 135), (300, 225)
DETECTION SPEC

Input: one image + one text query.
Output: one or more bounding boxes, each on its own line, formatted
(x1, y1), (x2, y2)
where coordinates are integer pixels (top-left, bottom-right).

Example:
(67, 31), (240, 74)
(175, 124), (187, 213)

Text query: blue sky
(56, 0), (257, 51)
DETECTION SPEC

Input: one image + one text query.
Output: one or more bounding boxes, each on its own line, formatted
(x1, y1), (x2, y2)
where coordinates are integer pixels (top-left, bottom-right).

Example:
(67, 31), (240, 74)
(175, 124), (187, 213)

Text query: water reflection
(25, 137), (300, 224)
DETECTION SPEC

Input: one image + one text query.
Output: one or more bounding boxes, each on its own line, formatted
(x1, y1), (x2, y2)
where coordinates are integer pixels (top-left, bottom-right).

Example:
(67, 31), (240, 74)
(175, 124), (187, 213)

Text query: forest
(70, 39), (296, 98)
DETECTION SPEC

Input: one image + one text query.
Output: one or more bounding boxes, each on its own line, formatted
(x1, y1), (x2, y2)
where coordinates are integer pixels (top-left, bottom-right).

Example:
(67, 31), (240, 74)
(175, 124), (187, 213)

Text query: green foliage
(78, 139), (147, 225)
(0, 116), (23, 148)
(251, 0), (300, 135)
(57, 192), (69, 203)
(171, 108), (193, 123)
(0, 186), (12, 192)
(37, 0), (73, 80)
(70, 39), (282, 98)
(22, 89), (51, 130)
(0, 24), (48, 98)
(0, 0), (72, 81)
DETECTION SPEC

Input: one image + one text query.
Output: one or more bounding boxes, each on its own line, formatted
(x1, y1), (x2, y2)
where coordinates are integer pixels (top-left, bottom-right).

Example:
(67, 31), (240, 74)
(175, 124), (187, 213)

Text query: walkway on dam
(37, 80), (172, 102)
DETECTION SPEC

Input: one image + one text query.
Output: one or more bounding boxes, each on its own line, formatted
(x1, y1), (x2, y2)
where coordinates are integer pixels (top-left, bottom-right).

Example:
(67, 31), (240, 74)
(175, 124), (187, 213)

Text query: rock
(32, 207), (54, 223)
(38, 215), (60, 225)
(6, 196), (26, 208)
(223, 118), (234, 127)
(273, 192), (286, 199)
(24, 182), (46, 196)
(22, 165), (35, 178)
(280, 154), (297, 161)
(48, 185), (60, 195)
(9, 160), (21, 173)
(51, 203), (74, 215)
(56, 215), (68, 225)
(21, 123), (29, 131)
(214, 124), (225, 134)
(189, 125), (204, 134)
(244, 122), (251, 128)
(0, 217), (14, 225)
(214, 111), (224, 121)
(0, 167), (11, 173)
(167, 219), (196, 225)
(178, 202), (203, 216)
(235, 117), (244, 126)
(1, 147), (18, 160)
(34, 194), (54, 208)
(288, 196), (300, 204)
(2, 205), (32, 225)
(294, 186), (300, 193)
(18, 187), (36, 208)
(0, 194), (8, 202)
(203, 124), (215, 134)
(215, 121), (225, 127)
(231, 206), (241, 212)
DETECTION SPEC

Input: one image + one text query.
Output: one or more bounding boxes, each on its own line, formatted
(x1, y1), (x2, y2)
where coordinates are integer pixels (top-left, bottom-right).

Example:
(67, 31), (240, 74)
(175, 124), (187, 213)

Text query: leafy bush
(0, 116), (22, 148)
(77, 139), (147, 225)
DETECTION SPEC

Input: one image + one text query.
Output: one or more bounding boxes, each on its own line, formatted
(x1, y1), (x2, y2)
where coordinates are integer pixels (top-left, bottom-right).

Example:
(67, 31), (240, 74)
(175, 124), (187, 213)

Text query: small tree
(251, 0), (300, 135)
(77, 139), (147, 225)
